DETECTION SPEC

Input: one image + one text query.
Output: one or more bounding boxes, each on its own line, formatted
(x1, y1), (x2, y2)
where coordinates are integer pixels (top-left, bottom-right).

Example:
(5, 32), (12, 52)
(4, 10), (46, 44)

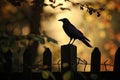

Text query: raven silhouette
(58, 18), (92, 48)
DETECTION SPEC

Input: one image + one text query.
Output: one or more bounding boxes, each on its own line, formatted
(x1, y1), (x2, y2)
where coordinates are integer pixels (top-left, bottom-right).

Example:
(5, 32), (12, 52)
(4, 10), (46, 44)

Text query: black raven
(58, 18), (92, 48)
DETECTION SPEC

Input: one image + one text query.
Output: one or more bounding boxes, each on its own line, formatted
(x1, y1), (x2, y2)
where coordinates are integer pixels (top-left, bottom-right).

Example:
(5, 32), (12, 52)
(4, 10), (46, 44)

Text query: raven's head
(58, 18), (69, 22)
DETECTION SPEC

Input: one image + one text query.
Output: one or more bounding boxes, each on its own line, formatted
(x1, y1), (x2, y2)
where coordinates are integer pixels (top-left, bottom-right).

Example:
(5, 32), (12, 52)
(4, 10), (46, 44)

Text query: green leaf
(29, 34), (45, 44)
(42, 71), (56, 80)
(63, 71), (71, 80)
(38, 36), (45, 44)
(47, 37), (58, 44)
(42, 31), (58, 44)
(42, 71), (49, 79)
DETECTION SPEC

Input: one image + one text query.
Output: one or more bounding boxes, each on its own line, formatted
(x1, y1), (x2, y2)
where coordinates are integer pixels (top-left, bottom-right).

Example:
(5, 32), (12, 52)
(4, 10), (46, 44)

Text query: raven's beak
(58, 19), (62, 21)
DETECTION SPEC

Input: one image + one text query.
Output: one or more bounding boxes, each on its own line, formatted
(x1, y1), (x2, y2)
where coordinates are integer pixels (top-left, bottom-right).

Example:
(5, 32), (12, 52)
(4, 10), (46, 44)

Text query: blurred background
(0, 0), (120, 72)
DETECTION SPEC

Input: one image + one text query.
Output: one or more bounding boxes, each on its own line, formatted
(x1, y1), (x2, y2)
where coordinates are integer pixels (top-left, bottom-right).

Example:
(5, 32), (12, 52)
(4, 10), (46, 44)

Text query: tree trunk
(24, 0), (44, 72)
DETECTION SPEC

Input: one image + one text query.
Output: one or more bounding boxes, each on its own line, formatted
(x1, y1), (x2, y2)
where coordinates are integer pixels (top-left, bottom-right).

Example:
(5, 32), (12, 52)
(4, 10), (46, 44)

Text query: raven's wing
(69, 23), (90, 42)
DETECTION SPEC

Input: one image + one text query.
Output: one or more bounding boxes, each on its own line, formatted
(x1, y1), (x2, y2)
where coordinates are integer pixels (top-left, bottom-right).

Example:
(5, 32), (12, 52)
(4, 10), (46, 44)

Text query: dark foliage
(7, 0), (104, 17)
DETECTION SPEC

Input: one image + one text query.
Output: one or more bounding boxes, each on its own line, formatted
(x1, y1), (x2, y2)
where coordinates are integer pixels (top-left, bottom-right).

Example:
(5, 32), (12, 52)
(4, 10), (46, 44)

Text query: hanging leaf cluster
(0, 29), (58, 53)
(24, 32), (58, 44)
(80, 4), (104, 17)
(7, 0), (104, 17)
(41, 31), (58, 44)
(17, 31), (58, 45)
(44, 0), (104, 17)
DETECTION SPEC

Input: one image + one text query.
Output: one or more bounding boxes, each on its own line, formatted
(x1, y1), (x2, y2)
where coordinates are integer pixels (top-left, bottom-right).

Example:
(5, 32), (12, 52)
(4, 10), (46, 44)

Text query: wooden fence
(1, 44), (120, 73)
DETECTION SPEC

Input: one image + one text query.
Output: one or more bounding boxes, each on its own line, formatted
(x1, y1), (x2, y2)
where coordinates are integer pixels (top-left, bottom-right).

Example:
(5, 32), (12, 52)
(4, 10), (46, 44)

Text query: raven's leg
(68, 38), (72, 44)
(71, 38), (75, 44)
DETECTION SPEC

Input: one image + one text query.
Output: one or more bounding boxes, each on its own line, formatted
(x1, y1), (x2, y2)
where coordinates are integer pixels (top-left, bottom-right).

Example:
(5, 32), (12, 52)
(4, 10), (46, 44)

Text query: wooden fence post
(91, 47), (101, 73)
(61, 44), (77, 80)
(3, 50), (12, 72)
(114, 47), (120, 73)
(43, 48), (52, 71)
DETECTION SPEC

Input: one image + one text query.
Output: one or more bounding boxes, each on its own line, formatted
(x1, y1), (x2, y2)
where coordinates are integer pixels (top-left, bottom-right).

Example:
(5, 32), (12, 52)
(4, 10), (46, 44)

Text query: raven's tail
(84, 36), (90, 42)
(81, 39), (92, 48)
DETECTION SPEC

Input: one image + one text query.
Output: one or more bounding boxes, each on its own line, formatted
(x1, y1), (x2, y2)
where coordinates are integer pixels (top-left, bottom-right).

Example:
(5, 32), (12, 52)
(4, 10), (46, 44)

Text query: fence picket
(91, 47), (101, 73)
(43, 48), (52, 71)
(114, 47), (120, 73)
